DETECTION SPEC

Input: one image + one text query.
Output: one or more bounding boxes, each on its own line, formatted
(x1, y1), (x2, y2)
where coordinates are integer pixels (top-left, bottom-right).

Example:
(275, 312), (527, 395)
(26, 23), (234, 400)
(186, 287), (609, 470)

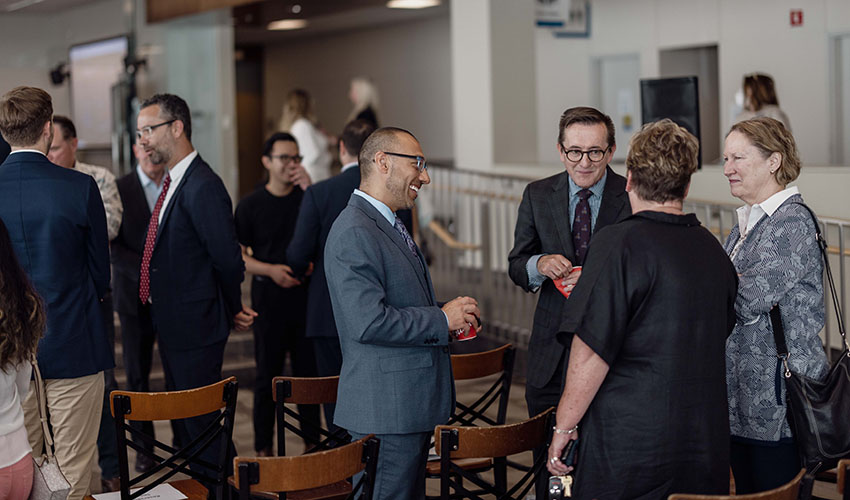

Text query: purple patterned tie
(394, 216), (418, 258)
(572, 189), (592, 265)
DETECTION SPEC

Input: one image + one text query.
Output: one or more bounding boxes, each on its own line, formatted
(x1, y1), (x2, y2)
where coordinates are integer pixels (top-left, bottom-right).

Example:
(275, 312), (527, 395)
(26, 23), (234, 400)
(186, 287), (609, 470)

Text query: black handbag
(769, 203), (850, 473)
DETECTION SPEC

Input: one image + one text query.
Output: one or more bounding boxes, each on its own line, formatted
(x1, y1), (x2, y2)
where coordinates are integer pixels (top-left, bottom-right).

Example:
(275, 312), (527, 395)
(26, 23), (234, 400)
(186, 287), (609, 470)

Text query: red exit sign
(790, 9), (803, 27)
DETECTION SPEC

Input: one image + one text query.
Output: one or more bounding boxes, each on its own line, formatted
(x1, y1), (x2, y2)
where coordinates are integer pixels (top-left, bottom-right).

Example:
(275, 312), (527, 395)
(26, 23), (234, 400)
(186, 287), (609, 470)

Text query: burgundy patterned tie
(572, 189), (592, 265)
(139, 173), (171, 303)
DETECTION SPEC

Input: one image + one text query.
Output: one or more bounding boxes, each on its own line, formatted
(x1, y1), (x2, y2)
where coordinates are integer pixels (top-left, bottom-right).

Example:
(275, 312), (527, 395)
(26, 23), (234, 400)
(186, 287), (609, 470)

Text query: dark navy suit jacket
(0, 151), (112, 379)
(146, 155), (244, 351)
(111, 170), (151, 316)
(287, 166), (414, 339)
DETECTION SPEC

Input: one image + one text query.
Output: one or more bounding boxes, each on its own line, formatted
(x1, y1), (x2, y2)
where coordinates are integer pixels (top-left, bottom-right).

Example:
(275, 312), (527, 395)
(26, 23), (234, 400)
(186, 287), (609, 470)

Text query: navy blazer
(146, 155), (244, 351)
(507, 166), (630, 389)
(324, 194), (454, 434)
(287, 166), (414, 339)
(0, 152), (112, 379)
(111, 170), (151, 316)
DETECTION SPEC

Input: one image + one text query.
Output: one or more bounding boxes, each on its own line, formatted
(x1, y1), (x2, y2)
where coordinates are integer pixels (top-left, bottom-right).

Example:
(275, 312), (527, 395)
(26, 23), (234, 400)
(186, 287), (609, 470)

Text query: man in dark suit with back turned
(324, 127), (480, 500)
(111, 142), (167, 473)
(135, 94), (255, 476)
(286, 118), (375, 429)
(0, 86), (111, 500)
(508, 106), (631, 497)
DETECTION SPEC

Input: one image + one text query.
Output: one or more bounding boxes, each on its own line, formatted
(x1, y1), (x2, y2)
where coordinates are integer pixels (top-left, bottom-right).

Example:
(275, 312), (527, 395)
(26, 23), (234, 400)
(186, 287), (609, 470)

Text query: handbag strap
(792, 203), (848, 351)
(31, 360), (56, 459)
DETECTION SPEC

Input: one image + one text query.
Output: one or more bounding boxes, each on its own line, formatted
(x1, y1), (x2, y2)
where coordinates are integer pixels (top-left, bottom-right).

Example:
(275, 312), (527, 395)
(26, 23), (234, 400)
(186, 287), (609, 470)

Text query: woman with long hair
(347, 77), (380, 128)
(735, 73), (791, 131)
(279, 89), (332, 183)
(0, 217), (45, 500)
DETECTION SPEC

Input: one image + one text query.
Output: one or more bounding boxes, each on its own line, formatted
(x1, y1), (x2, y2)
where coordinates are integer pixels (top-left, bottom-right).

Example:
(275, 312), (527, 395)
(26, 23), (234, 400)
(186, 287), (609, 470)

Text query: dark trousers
(252, 280), (320, 453)
(118, 303), (157, 455)
(312, 336), (343, 432)
(159, 340), (236, 485)
(730, 438), (801, 494)
(96, 292), (119, 480)
(526, 352), (567, 500)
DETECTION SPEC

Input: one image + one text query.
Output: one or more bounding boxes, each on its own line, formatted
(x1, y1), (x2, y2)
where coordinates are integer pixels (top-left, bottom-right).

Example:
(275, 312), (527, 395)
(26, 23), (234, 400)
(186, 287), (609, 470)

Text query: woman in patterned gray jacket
(722, 117), (829, 493)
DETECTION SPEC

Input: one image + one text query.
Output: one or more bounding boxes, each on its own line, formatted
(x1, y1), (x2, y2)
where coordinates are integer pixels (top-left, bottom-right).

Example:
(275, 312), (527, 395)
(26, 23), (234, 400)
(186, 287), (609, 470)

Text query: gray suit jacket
(324, 194), (455, 434)
(507, 167), (630, 389)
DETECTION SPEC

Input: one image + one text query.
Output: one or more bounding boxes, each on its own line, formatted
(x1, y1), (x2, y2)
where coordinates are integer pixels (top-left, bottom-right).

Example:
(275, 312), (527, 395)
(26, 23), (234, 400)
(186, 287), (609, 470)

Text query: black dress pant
(730, 438), (801, 494)
(96, 292), (119, 479)
(118, 302), (157, 455)
(526, 352), (567, 500)
(251, 279), (320, 452)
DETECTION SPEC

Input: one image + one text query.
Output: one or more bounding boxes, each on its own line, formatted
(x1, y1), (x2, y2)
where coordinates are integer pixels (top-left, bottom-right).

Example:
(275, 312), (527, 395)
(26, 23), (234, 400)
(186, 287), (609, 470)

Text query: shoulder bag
(28, 360), (71, 500)
(770, 203), (850, 473)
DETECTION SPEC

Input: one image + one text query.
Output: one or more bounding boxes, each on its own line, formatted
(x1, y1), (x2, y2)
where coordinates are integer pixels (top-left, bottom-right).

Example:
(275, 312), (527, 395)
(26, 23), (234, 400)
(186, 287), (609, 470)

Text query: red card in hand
(554, 266), (582, 299)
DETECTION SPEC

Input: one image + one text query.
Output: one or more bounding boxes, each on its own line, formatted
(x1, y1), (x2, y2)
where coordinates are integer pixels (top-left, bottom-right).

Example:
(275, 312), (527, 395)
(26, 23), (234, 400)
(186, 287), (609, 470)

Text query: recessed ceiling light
(291, 4), (302, 14)
(387, 0), (441, 9)
(267, 19), (308, 31)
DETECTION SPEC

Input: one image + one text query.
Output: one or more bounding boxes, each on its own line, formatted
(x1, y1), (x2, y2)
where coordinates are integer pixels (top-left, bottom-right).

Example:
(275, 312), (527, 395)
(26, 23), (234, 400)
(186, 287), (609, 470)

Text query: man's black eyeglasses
(136, 119), (176, 139)
(383, 152), (427, 172)
(561, 145), (610, 163)
(269, 154), (303, 164)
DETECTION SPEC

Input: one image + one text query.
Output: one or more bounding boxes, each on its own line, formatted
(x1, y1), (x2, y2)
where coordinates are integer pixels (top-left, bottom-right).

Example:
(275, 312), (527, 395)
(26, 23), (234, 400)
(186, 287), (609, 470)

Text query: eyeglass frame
(136, 119), (177, 140)
(268, 154), (303, 164)
(382, 151), (428, 172)
(560, 145), (611, 163)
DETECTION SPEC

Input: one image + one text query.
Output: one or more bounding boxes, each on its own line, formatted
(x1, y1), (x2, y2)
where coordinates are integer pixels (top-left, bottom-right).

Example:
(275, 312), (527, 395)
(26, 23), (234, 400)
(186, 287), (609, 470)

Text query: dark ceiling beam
(146, 0), (257, 23)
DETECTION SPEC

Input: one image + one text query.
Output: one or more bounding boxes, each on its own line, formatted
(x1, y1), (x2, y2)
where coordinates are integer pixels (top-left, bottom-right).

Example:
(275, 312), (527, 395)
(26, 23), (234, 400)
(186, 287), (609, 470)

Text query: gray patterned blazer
(724, 194), (829, 442)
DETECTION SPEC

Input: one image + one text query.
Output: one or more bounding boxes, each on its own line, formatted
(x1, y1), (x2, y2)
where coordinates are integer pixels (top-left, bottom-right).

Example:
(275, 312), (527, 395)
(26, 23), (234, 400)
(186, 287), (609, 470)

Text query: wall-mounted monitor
(640, 76), (701, 167)
(69, 36), (128, 149)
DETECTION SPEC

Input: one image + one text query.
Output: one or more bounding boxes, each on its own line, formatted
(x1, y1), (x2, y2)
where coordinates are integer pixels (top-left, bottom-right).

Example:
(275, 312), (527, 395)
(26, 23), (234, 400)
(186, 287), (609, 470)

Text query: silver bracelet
(553, 424), (578, 435)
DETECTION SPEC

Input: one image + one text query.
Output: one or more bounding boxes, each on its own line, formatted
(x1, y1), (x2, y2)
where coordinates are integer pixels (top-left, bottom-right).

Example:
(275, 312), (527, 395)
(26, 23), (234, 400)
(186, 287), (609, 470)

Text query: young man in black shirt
(235, 132), (319, 455)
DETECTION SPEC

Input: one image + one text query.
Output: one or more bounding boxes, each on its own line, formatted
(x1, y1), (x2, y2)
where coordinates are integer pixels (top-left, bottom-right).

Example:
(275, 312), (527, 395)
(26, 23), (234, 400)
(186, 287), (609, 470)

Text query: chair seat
(426, 457), (493, 475)
(83, 479), (208, 500)
(228, 477), (351, 500)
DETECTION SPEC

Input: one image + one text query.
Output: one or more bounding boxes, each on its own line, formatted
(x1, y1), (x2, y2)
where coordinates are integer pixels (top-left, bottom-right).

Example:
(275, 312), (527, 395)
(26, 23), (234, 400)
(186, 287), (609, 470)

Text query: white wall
(263, 14), (453, 160)
(533, 0), (850, 166)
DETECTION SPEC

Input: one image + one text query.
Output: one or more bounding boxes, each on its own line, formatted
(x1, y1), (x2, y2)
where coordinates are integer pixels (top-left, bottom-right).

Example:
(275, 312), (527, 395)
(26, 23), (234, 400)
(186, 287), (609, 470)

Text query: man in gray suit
(325, 127), (480, 500)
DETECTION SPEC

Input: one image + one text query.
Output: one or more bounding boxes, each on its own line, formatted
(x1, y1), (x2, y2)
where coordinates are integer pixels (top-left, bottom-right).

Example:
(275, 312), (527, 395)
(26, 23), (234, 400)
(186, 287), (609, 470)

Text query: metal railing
(423, 166), (850, 357)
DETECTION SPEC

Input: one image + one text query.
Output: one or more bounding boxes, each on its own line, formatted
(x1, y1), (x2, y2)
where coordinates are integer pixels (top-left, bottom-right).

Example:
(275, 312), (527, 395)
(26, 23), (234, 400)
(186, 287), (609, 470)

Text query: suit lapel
(131, 173), (152, 220)
(351, 196), (432, 300)
(547, 172), (576, 261)
(153, 156), (199, 250)
(594, 166), (628, 234)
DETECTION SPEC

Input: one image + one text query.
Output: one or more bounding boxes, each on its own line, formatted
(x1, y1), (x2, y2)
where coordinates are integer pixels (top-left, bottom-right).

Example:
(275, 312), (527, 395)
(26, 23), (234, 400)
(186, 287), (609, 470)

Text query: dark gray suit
(508, 167), (630, 401)
(325, 193), (453, 499)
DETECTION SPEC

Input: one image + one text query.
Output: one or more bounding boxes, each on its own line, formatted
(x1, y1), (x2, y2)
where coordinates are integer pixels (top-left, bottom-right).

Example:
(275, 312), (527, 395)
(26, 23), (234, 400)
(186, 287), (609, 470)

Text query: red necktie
(139, 173), (171, 303)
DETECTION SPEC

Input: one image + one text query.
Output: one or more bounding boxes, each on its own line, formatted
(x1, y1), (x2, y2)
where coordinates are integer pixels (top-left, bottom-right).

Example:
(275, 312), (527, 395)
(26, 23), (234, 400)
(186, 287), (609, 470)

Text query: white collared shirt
(136, 164), (164, 212)
(157, 150), (198, 226)
(8, 149), (46, 157)
(735, 186), (800, 236)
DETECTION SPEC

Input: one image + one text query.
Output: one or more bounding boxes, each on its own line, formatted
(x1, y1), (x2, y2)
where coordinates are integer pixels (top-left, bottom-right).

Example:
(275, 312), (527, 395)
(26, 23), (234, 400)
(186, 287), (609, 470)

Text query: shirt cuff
(443, 311), (450, 330)
(526, 254), (546, 291)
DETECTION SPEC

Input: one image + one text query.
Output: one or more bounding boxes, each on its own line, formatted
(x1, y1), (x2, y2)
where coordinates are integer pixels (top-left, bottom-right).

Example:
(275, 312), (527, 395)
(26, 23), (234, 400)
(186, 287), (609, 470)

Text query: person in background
(48, 114), (123, 492)
(279, 89), (332, 183)
(734, 73), (791, 131)
(235, 132), (320, 456)
(547, 119), (737, 499)
(723, 117), (827, 493)
(0, 217), (45, 500)
(347, 77), (380, 129)
(0, 86), (111, 500)
(0, 134), (9, 164)
(110, 142), (166, 474)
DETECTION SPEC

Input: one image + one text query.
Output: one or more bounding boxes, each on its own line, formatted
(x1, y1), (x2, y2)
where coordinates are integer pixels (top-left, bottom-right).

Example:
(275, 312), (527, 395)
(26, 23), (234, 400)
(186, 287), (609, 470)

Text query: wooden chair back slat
(451, 344), (512, 380)
(233, 435), (374, 492)
(434, 407), (552, 460)
(838, 459), (850, 496)
(668, 468), (806, 500)
(110, 376), (236, 421)
(273, 376), (339, 405)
